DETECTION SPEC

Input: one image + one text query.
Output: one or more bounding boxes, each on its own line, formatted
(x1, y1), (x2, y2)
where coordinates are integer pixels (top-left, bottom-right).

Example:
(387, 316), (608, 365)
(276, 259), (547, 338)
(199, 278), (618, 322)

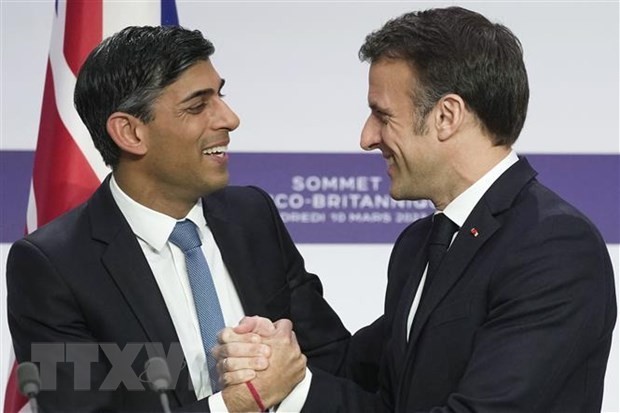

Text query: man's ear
(106, 112), (148, 156)
(434, 94), (466, 142)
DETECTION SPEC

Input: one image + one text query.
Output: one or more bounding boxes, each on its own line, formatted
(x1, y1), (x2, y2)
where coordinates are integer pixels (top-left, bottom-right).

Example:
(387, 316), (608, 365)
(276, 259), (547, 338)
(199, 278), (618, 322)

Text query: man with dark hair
(219, 7), (616, 412)
(7, 25), (350, 412)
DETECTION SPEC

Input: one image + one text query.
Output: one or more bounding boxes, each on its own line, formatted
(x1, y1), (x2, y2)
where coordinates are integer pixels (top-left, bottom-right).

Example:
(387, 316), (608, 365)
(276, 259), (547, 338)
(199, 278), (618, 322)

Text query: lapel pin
(470, 228), (479, 237)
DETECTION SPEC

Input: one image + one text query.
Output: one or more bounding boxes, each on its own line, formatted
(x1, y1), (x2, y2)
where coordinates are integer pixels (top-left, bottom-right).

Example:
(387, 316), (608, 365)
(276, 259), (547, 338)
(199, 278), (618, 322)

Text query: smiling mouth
(202, 145), (228, 157)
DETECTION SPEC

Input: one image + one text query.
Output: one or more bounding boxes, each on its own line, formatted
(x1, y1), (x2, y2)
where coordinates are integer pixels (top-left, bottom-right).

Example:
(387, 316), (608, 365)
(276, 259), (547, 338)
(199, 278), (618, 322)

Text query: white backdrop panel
(1, 1), (618, 411)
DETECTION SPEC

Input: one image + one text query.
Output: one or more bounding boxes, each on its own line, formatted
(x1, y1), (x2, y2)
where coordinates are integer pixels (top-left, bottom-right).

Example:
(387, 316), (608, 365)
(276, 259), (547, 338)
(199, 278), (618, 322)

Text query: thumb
(233, 316), (258, 334)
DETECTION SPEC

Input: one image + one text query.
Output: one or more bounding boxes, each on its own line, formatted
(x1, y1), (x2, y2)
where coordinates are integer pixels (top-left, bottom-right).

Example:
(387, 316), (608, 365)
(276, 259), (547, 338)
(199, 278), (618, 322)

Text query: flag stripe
(4, 2), (179, 411)
(161, 0), (179, 25)
(103, 3), (159, 37)
(64, 0), (102, 76)
(26, 180), (37, 237)
(32, 61), (100, 227)
(50, 1), (109, 182)
(1, 363), (23, 413)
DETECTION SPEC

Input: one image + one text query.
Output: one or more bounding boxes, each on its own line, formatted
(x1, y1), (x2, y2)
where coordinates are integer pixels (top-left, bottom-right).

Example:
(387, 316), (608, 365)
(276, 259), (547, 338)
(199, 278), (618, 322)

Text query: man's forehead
(163, 60), (222, 96)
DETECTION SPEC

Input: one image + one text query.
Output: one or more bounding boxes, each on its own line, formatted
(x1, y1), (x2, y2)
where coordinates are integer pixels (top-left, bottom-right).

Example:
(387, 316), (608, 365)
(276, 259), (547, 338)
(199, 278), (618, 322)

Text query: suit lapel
(202, 192), (266, 317)
(404, 157), (539, 374)
(391, 218), (432, 359)
(88, 178), (194, 405)
(408, 203), (500, 346)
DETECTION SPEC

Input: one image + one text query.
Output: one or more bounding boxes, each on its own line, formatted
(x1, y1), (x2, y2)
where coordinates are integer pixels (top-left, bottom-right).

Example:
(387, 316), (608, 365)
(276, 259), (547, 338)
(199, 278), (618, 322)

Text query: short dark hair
(359, 6), (529, 146)
(74, 25), (215, 168)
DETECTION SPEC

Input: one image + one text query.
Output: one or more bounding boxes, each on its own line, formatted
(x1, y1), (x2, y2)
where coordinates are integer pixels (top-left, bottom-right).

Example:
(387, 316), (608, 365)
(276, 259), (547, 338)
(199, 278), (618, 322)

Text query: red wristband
(245, 381), (267, 412)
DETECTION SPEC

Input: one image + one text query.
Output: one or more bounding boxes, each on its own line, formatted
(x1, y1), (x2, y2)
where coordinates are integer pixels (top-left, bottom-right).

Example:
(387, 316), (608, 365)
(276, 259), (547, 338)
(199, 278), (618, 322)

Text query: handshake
(214, 316), (307, 411)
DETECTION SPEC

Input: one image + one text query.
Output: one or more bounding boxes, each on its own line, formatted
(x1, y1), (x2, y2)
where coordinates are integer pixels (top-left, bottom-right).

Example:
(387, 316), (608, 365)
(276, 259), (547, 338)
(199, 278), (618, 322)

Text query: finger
(218, 356), (269, 374)
(217, 327), (235, 343)
(273, 318), (293, 334)
(219, 369), (256, 388)
(234, 315), (276, 337)
(218, 326), (261, 345)
(253, 316), (276, 336)
(288, 331), (302, 359)
(212, 342), (271, 359)
(233, 316), (259, 334)
(270, 319), (293, 341)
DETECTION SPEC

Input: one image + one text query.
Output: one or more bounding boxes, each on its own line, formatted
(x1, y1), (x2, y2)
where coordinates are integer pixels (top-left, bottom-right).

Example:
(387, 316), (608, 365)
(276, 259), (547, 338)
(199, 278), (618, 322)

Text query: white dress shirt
(109, 177), (311, 412)
(406, 151), (519, 338)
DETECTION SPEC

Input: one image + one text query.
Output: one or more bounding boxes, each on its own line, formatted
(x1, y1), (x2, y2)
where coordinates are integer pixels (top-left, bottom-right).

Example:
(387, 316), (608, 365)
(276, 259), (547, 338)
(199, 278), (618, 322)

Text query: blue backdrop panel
(1, 151), (618, 244)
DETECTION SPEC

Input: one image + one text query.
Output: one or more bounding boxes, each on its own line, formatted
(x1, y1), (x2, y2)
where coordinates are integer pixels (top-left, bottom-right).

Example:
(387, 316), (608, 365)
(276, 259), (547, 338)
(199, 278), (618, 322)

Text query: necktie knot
(169, 220), (202, 252)
(429, 213), (459, 249)
(427, 213), (459, 280)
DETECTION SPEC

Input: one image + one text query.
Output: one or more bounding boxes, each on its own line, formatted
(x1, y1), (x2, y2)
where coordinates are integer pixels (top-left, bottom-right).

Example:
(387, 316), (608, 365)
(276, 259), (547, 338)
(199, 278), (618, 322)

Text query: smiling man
(309, 6), (617, 411)
(216, 7), (616, 413)
(6, 26), (350, 412)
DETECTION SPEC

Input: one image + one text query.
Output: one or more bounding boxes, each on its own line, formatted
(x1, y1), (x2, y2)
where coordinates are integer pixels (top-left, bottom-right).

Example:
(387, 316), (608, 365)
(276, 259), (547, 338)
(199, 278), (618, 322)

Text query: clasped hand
(213, 316), (307, 410)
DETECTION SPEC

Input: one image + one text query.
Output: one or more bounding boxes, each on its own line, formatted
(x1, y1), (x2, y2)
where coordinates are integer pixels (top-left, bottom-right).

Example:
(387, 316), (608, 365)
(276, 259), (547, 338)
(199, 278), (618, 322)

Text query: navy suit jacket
(306, 158), (617, 412)
(7, 179), (350, 412)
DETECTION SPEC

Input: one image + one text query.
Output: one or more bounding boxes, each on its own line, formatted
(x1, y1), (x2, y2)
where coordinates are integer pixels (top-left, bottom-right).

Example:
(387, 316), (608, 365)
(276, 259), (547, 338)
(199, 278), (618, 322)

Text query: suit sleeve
(249, 186), (353, 374)
(432, 214), (616, 413)
(7, 238), (125, 411)
(303, 316), (394, 413)
(248, 187), (407, 411)
(302, 213), (616, 413)
(6, 238), (212, 412)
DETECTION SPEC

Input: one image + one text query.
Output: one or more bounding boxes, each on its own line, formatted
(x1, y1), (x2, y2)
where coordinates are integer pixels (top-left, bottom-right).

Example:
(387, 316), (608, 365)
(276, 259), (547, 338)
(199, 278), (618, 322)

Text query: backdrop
(1, 1), (618, 411)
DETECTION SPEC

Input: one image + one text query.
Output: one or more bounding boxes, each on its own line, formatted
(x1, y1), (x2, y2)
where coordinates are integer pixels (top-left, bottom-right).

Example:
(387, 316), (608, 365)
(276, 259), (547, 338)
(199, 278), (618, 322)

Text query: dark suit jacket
(7, 179), (350, 412)
(306, 158), (617, 412)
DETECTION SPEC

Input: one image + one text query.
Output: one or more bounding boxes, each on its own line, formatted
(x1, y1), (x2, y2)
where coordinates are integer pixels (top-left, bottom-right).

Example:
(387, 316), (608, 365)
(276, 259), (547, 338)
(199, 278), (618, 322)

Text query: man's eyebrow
(179, 79), (226, 104)
(369, 102), (390, 115)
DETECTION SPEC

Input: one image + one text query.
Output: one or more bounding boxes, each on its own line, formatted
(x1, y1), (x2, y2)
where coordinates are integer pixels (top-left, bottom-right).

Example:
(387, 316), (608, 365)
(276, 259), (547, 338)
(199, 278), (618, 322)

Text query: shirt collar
(442, 150), (519, 227)
(109, 176), (207, 252)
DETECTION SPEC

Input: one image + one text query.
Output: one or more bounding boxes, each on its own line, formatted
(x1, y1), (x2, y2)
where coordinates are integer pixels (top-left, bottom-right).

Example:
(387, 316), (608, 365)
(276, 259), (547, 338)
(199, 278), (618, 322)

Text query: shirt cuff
(206, 367), (313, 413)
(275, 367), (312, 412)
(208, 391), (229, 413)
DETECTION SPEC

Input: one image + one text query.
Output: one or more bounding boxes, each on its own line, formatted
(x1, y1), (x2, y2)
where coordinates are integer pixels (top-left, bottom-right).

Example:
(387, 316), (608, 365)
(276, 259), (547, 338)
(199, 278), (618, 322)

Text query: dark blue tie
(169, 220), (225, 393)
(427, 213), (459, 283)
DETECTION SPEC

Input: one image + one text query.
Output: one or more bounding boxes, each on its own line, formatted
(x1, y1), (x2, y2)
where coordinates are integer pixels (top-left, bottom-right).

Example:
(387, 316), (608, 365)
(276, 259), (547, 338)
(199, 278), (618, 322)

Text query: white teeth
(202, 145), (228, 155)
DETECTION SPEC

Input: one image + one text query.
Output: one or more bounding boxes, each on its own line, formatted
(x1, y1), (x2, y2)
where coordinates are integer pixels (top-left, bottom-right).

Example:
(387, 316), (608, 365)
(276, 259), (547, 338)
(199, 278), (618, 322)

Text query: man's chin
(389, 187), (404, 201)
(201, 176), (229, 196)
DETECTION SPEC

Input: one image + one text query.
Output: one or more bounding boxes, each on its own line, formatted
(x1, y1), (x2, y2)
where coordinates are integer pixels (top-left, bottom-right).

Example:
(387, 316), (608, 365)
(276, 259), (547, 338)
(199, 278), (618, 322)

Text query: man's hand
(251, 319), (307, 408)
(213, 316), (276, 387)
(233, 315), (278, 336)
(217, 317), (307, 411)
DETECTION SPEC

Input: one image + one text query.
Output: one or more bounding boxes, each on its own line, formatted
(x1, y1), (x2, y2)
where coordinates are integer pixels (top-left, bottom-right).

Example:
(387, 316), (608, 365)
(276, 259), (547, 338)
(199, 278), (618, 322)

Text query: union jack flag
(4, 1), (178, 411)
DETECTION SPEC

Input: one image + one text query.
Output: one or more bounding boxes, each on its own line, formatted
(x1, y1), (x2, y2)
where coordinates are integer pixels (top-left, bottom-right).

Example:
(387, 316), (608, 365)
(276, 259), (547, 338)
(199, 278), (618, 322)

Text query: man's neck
(434, 144), (511, 210)
(112, 169), (198, 219)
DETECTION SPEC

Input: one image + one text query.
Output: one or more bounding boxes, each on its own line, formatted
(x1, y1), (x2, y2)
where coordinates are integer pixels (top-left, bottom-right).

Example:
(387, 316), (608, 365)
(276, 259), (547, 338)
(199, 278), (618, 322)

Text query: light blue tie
(169, 220), (225, 393)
